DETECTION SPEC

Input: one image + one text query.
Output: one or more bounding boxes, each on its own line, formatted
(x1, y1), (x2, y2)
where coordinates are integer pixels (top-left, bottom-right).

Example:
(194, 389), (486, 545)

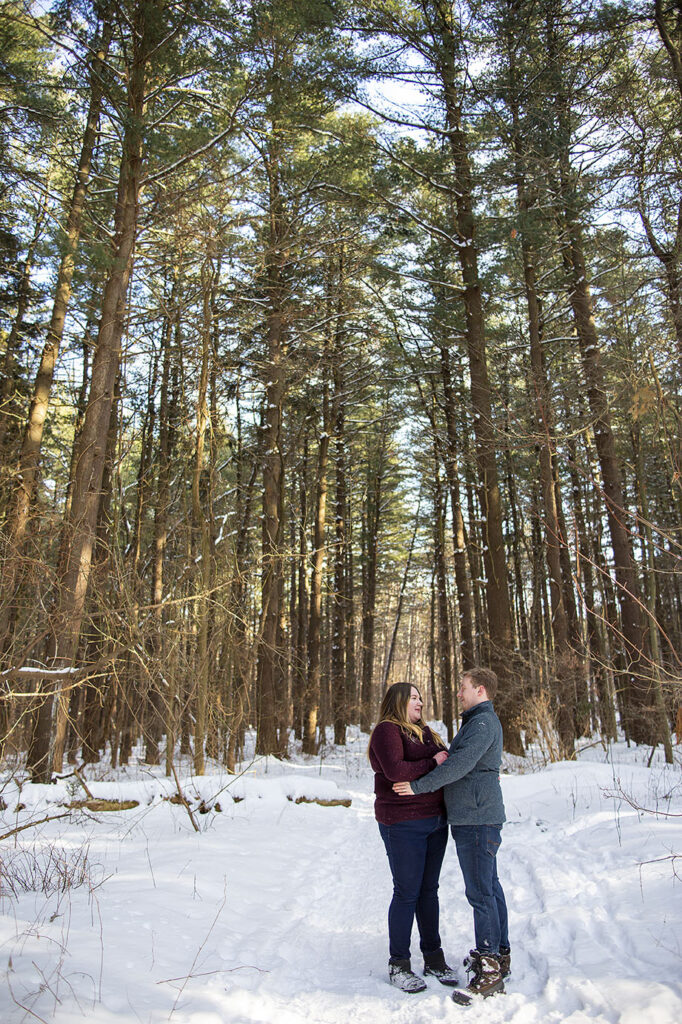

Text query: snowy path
(1, 741), (681, 1023)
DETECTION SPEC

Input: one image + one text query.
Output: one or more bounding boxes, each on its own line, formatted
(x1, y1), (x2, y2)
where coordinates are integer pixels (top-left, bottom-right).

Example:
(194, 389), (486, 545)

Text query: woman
(369, 682), (458, 993)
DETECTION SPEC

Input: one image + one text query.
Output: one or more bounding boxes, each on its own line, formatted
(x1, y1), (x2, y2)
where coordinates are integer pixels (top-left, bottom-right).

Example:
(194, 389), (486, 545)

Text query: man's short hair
(463, 666), (498, 700)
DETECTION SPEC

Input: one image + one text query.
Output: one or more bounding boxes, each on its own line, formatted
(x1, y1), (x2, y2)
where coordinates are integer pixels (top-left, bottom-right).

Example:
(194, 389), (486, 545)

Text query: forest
(1, 0), (681, 784)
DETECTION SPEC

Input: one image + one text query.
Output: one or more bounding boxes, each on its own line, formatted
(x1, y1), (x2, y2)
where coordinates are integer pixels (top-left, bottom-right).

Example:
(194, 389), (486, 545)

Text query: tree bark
(0, 20), (112, 654)
(439, 344), (475, 671)
(359, 418), (386, 731)
(429, 0), (523, 752)
(382, 490), (421, 688)
(27, 1), (155, 783)
(227, 382), (258, 771)
(331, 340), (349, 746)
(256, 145), (287, 755)
(192, 256), (215, 776)
(292, 442), (309, 741)
(503, 25), (579, 754)
(303, 362), (330, 754)
(149, 275), (179, 775)
(433, 460), (453, 738)
(563, 215), (658, 744)
(0, 184), (49, 461)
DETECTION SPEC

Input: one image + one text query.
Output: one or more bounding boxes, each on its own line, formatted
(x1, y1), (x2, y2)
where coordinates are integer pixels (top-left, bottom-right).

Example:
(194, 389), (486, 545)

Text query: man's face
(458, 675), (486, 712)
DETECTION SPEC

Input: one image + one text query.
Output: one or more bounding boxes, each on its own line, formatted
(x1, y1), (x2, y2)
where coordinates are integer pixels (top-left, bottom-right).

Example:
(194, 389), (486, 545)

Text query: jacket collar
(462, 699), (492, 724)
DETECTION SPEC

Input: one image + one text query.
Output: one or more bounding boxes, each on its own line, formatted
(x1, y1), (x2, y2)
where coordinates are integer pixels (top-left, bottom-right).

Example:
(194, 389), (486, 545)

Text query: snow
(1, 666), (80, 677)
(1, 731), (680, 1024)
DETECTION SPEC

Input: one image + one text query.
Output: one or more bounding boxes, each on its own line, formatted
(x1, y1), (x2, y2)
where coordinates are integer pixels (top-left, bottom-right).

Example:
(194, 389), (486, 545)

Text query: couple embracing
(368, 668), (510, 1006)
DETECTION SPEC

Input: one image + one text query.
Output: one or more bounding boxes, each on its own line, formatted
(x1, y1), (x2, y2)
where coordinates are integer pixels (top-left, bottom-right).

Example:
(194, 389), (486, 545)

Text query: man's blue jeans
(450, 824), (509, 955)
(378, 815), (448, 962)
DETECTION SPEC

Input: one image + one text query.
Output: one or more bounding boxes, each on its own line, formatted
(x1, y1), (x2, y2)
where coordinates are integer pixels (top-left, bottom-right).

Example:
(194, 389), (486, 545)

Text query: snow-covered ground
(1, 729), (680, 1024)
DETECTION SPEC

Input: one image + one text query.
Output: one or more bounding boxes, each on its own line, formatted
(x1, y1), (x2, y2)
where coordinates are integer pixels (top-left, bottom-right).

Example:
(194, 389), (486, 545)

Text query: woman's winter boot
(388, 958), (427, 993)
(423, 948), (459, 986)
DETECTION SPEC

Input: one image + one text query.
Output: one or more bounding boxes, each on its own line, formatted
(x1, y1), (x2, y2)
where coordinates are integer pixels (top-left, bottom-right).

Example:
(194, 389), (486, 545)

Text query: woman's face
(407, 686), (423, 723)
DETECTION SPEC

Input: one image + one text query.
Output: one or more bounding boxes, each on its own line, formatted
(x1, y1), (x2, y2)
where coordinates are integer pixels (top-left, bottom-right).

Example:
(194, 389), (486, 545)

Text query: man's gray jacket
(410, 701), (505, 826)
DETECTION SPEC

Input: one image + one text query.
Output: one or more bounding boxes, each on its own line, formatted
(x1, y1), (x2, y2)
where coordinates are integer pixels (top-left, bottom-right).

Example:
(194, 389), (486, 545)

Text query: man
(393, 667), (509, 1005)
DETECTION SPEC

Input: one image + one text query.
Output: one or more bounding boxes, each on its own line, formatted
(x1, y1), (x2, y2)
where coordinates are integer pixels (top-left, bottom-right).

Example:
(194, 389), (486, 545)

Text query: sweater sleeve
(370, 722), (438, 782)
(411, 718), (493, 794)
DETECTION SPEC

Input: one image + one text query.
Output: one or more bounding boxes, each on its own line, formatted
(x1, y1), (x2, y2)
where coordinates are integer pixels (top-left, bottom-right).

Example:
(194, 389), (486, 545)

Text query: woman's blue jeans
(450, 824), (509, 955)
(378, 815), (448, 962)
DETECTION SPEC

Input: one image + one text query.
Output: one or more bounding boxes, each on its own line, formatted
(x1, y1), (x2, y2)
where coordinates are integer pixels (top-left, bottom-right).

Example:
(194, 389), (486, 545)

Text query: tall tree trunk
(192, 257), (215, 776)
(428, 568), (439, 719)
(439, 344), (475, 671)
(26, 2), (155, 783)
(331, 342), (349, 745)
(292, 442), (309, 741)
(359, 420), (386, 731)
(633, 427), (674, 762)
(429, 0), (523, 752)
(504, 28), (578, 754)
(227, 384), (258, 772)
(503, 422), (530, 657)
(256, 148), (287, 755)
(129, 346), (161, 765)
(382, 490), (421, 688)
(151, 276), (179, 775)
(0, 20), (112, 654)
(563, 218), (659, 744)
(0, 196), (49, 655)
(569, 429), (618, 741)
(539, 0), (663, 747)
(303, 384), (329, 754)
(433, 461), (453, 738)
(344, 489), (356, 722)
(0, 182), (49, 462)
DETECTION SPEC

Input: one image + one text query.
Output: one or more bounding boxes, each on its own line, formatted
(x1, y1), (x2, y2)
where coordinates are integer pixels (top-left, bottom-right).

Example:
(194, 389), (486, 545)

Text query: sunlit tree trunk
(0, 184), (49, 462)
(292, 441), (309, 741)
(226, 384), (258, 772)
(331, 309), (349, 745)
(27, 2), (155, 782)
(256, 147), (287, 755)
(502, 19), (579, 754)
(433, 459), (453, 737)
(563, 217), (660, 745)
(303, 351), (330, 753)
(439, 344), (475, 671)
(192, 257), (215, 775)
(360, 417), (387, 731)
(429, 0), (522, 752)
(0, 20), (112, 654)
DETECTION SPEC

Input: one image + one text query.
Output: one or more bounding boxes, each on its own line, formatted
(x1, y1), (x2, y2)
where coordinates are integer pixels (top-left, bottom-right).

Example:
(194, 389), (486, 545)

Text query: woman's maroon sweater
(369, 721), (445, 825)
